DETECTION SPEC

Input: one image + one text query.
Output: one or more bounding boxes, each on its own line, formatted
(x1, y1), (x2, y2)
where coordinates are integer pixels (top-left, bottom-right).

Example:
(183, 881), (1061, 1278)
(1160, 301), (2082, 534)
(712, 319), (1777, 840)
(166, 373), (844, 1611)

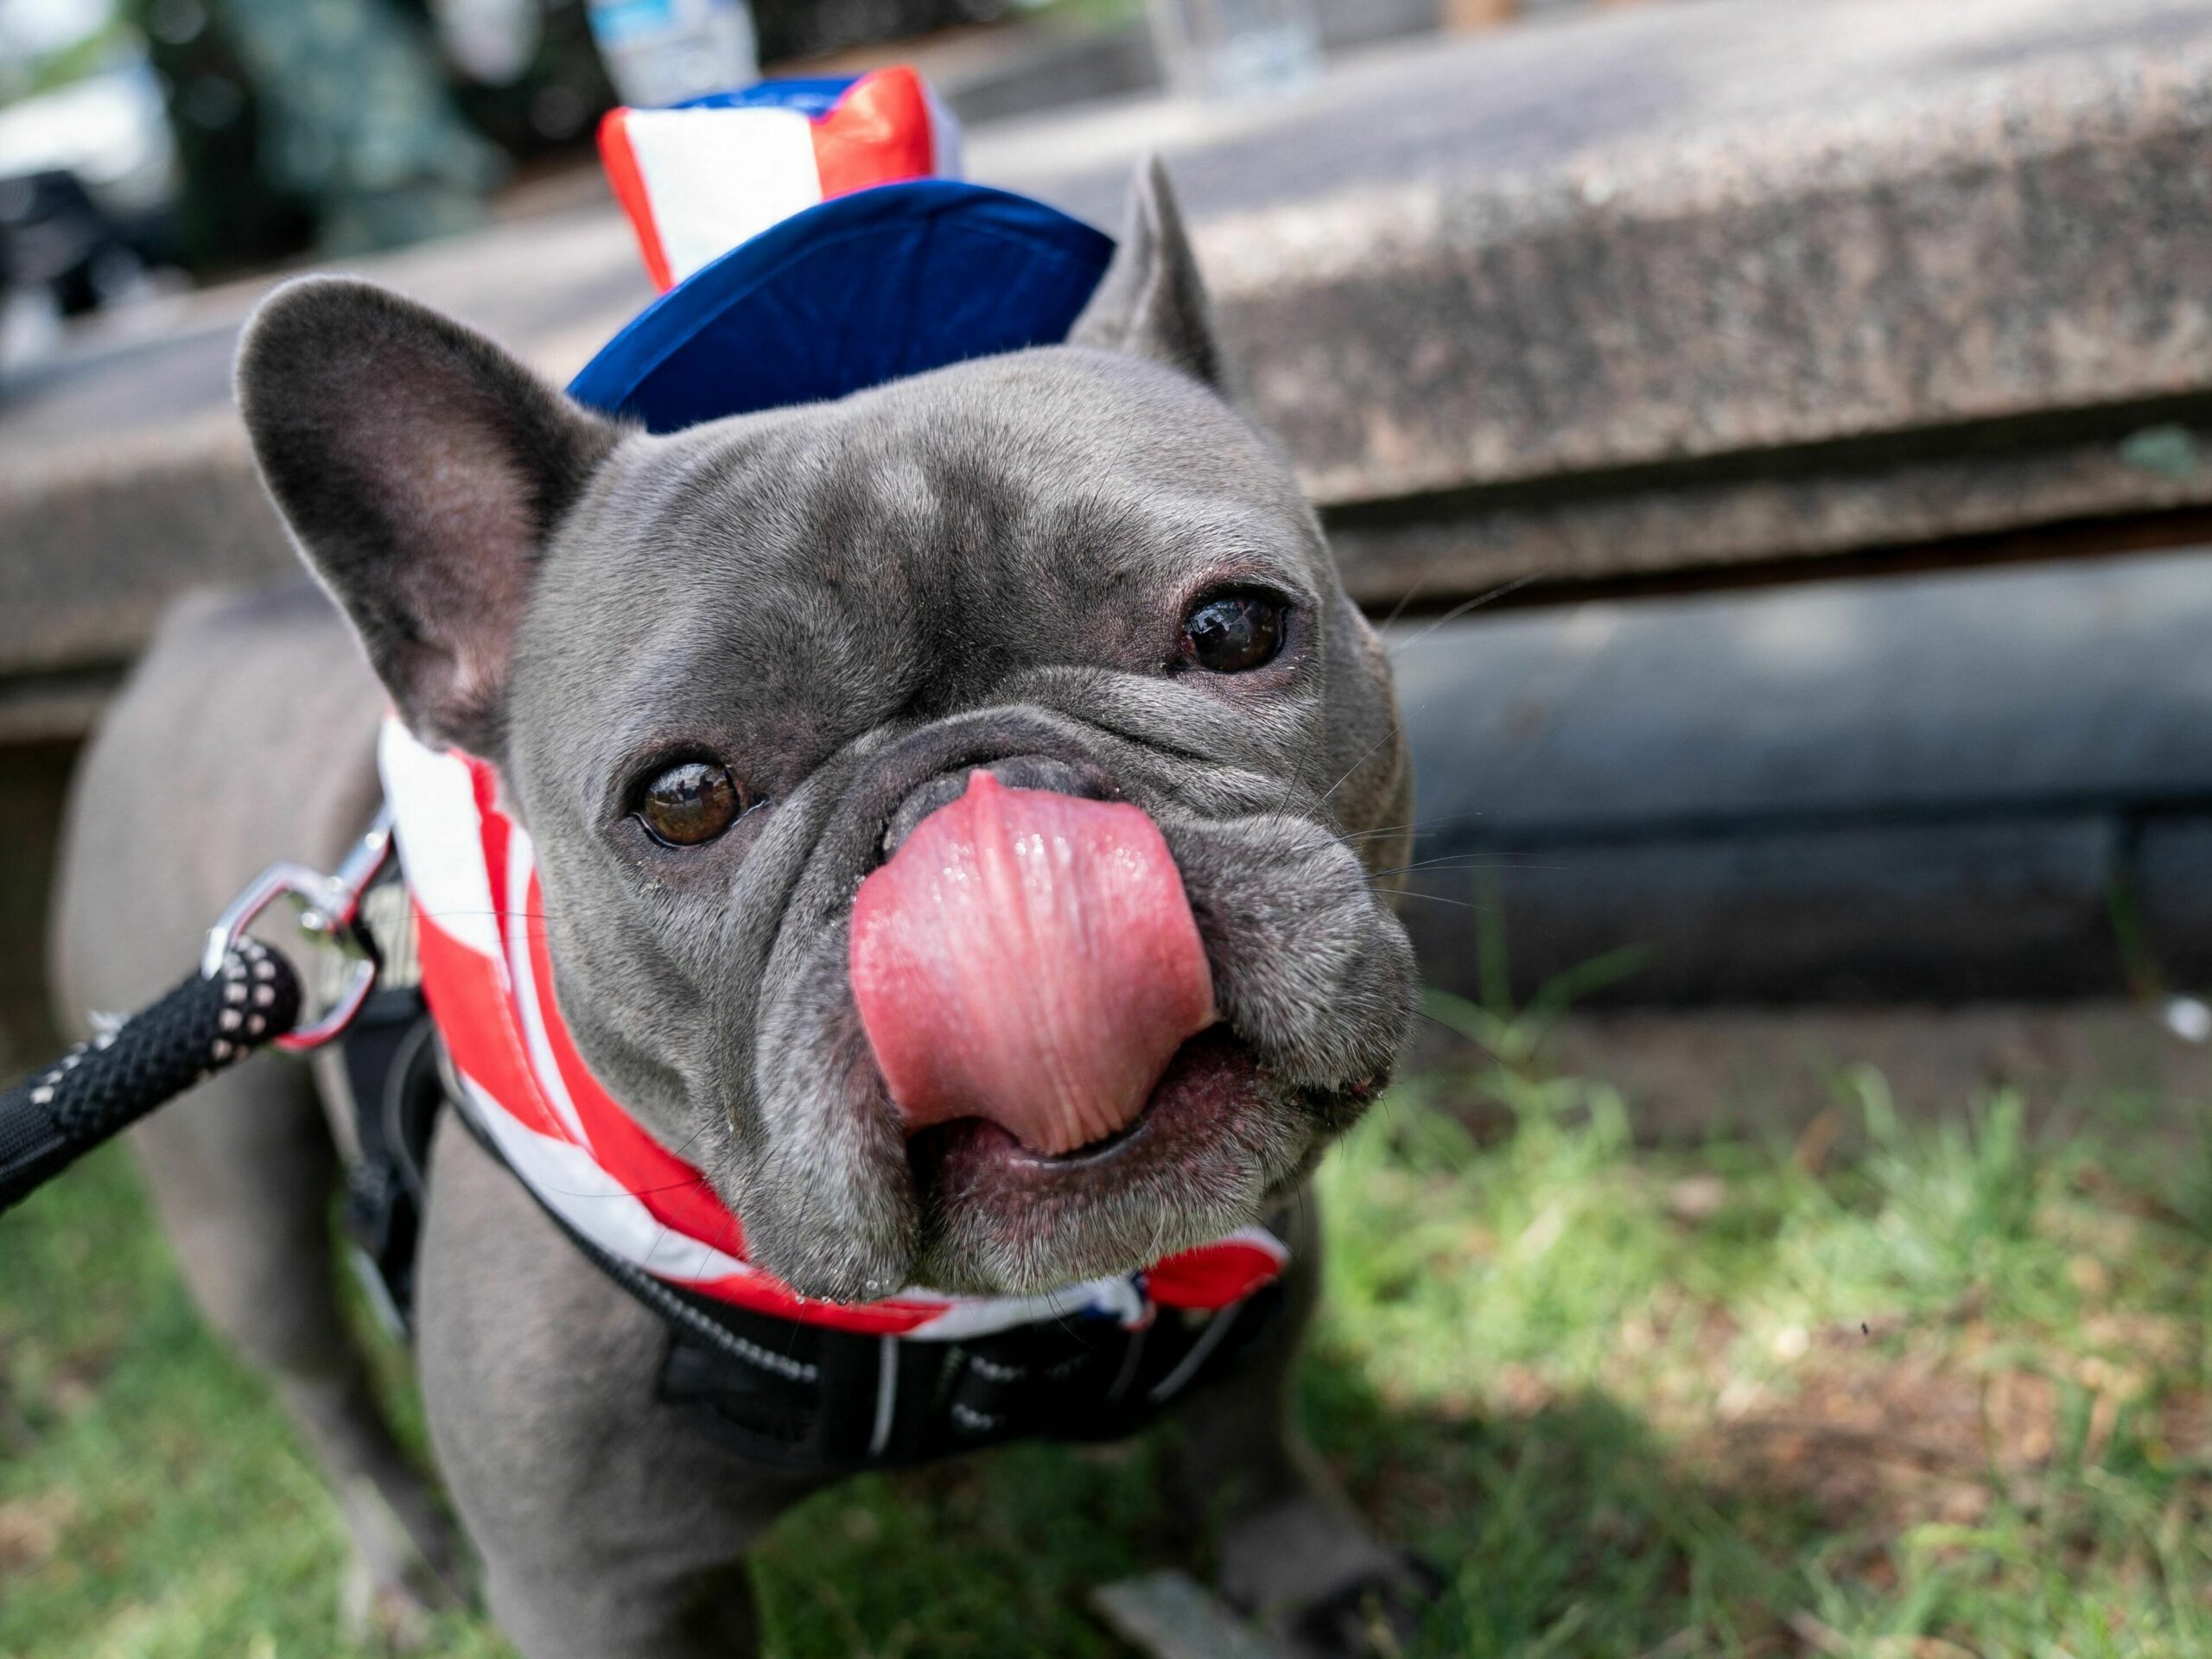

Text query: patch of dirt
(1696, 1340), (2212, 1540)
(0, 1490), (75, 1581)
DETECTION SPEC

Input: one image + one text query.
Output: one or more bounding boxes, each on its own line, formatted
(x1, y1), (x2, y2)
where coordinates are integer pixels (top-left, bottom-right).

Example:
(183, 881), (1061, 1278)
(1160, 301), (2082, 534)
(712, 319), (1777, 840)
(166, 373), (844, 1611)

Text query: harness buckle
(200, 806), (396, 1052)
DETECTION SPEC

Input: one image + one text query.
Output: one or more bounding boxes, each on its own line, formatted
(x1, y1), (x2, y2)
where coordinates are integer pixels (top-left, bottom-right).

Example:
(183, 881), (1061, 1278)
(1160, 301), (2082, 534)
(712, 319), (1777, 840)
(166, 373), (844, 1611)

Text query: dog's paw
(334, 1475), (470, 1654)
(340, 1552), (442, 1655)
(1215, 1491), (1444, 1659)
(1274, 1554), (1446, 1659)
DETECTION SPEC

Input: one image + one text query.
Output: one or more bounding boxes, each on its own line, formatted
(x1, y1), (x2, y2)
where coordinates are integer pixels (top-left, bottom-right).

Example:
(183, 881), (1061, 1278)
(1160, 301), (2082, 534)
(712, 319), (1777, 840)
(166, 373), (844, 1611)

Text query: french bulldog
(51, 162), (1422, 1658)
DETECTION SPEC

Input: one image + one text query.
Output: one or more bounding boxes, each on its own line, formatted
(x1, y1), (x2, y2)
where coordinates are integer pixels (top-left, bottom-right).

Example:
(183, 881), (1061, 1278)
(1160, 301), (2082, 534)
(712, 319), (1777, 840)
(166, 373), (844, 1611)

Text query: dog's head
(237, 164), (1414, 1300)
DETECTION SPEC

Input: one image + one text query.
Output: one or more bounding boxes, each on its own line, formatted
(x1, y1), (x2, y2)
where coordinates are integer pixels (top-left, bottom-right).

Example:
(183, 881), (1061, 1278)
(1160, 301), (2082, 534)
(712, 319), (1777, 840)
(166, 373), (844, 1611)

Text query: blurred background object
(0, 4), (178, 351)
(0, 0), (1473, 316)
(1147, 0), (1320, 98)
(207, 0), (501, 255)
(584, 0), (756, 109)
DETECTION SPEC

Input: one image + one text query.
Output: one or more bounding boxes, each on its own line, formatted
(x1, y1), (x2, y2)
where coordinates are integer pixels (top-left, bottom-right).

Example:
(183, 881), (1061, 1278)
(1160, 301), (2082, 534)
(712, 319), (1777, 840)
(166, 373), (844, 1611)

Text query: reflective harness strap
(645, 1217), (1286, 1474)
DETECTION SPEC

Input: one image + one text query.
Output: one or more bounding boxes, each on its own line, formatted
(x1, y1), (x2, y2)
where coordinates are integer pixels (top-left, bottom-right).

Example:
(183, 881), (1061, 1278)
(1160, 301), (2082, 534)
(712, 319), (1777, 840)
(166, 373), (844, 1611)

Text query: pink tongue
(849, 772), (1217, 1156)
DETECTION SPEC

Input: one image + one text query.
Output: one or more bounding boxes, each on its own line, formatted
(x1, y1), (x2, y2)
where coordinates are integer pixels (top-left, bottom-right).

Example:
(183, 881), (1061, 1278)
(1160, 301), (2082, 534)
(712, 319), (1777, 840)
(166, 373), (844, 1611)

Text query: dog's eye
(1182, 592), (1286, 672)
(638, 760), (745, 847)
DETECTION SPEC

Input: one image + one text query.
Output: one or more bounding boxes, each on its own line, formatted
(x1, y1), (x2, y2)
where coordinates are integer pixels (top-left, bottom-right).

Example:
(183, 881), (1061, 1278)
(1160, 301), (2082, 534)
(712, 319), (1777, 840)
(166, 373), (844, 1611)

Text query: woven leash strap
(0, 939), (302, 1215)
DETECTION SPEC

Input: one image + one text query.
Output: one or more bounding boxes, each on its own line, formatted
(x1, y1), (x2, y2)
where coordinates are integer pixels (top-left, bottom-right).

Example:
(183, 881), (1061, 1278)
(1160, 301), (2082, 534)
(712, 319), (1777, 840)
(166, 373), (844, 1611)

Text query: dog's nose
(881, 754), (1104, 860)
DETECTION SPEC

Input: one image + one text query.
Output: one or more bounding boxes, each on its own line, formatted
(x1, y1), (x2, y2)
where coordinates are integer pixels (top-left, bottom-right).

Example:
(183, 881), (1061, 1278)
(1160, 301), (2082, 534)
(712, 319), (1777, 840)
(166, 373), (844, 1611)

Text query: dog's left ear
(1067, 156), (1224, 391)
(236, 276), (620, 758)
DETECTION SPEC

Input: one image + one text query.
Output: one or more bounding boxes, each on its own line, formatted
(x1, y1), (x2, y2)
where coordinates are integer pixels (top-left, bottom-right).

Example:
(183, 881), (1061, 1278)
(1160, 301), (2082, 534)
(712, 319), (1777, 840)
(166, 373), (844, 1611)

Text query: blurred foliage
(123, 0), (309, 275)
(7, 14), (137, 100)
(20, 0), (1141, 277)
(435, 0), (613, 161)
(171, 0), (497, 258)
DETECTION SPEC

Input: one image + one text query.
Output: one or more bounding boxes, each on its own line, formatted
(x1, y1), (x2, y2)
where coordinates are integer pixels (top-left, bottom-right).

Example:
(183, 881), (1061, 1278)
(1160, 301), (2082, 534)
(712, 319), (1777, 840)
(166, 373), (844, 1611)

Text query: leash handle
(0, 940), (302, 1215)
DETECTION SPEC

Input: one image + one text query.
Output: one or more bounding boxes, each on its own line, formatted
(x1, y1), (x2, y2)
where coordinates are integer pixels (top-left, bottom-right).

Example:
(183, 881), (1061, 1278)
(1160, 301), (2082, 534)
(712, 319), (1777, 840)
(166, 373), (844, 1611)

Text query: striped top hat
(571, 67), (1116, 433)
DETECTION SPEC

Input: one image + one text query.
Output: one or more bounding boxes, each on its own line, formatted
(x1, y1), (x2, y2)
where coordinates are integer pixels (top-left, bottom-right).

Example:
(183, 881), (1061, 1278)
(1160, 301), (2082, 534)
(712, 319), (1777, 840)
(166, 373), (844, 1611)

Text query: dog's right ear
(1067, 156), (1224, 391)
(236, 276), (620, 759)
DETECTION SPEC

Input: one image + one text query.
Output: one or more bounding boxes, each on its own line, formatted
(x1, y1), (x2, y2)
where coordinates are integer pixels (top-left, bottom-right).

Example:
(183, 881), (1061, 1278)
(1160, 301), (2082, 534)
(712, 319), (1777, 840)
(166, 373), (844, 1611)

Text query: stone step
(1393, 544), (2212, 1004)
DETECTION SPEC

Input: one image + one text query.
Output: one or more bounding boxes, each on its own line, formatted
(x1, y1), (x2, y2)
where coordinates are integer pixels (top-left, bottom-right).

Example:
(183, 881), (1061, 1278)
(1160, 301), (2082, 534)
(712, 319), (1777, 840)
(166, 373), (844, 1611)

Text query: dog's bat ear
(1067, 156), (1224, 391)
(235, 276), (620, 758)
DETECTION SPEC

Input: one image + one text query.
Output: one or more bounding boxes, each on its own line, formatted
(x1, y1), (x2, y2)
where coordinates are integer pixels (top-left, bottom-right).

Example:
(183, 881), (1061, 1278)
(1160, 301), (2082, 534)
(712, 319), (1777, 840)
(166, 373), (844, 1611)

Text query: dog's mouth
(840, 768), (1324, 1287)
(899, 1025), (1321, 1292)
(906, 1023), (1268, 1185)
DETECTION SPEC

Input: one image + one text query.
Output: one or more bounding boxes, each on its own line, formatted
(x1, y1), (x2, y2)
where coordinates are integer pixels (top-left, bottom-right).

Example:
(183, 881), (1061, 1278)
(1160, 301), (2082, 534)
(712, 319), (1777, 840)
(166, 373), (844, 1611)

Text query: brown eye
(638, 760), (744, 847)
(1182, 592), (1286, 672)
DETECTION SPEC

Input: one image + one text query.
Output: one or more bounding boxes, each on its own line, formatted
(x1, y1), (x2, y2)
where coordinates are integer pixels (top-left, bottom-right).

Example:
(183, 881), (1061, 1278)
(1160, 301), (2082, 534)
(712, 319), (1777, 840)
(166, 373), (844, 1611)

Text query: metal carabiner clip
(200, 805), (397, 1052)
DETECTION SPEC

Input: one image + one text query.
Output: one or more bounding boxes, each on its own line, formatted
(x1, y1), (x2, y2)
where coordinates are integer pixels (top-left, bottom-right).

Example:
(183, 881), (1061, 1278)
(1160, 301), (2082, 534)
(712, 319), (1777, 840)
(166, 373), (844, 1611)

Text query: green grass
(7, 1007), (2212, 1657)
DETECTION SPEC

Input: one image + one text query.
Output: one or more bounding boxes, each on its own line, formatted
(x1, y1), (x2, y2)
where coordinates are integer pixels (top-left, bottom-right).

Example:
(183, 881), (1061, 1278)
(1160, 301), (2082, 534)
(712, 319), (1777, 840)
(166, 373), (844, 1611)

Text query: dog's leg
(481, 1555), (767, 1659)
(1170, 1196), (1433, 1659)
(416, 1116), (819, 1659)
(54, 584), (462, 1644)
(127, 1064), (464, 1642)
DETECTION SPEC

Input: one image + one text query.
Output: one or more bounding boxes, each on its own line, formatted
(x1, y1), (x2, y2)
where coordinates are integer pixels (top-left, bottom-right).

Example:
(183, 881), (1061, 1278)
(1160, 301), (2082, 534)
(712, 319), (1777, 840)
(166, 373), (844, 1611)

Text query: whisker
(518, 1175), (709, 1200)
(413, 908), (559, 922)
(1268, 576), (1448, 815)
(1385, 573), (1541, 656)
(1368, 888), (1497, 912)
(1364, 855), (1566, 878)
(489, 1104), (721, 1205)
(1317, 727), (1397, 805)
(1415, 1007), (1494, 1052)
(1342, 812), (1497, 844)
(1370, 578), (1429, 632)
(1271, 702), (1329, 817)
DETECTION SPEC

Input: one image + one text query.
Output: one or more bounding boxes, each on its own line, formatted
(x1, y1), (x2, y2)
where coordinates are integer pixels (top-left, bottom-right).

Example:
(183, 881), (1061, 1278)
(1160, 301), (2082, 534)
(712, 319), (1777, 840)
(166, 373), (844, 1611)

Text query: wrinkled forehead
(516, 348), (1320, 741)
(652, 351), (1301, 563)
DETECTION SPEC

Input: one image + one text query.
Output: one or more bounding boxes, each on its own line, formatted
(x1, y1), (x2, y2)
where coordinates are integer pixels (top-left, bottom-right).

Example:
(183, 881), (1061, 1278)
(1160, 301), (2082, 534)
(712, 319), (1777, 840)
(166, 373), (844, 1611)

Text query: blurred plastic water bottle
(1148, 0), (1321, 99)
(587, 0), (759, 109)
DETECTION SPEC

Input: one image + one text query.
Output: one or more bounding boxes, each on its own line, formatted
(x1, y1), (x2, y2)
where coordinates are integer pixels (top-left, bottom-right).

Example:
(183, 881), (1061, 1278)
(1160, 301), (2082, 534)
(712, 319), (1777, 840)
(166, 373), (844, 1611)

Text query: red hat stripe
(598, 109), (675, 292)
(810, 67), (938, 199)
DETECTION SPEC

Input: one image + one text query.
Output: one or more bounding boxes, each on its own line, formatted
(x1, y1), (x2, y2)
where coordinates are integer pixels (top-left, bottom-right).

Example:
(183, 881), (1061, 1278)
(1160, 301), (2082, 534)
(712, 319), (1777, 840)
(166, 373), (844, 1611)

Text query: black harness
(334, 870), (1282, 1476)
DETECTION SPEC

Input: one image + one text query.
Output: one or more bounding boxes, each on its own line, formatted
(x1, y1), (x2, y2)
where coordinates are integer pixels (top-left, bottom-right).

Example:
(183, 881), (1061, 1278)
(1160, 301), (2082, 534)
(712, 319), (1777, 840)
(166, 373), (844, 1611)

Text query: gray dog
(52, 163), (1422, 1658)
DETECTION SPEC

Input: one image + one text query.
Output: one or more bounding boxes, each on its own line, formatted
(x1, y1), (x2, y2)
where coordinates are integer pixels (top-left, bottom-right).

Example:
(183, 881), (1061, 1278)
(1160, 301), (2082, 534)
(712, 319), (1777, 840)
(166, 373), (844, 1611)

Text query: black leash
(0, 940), (303, 1211)
(0, 810), (395, 1217)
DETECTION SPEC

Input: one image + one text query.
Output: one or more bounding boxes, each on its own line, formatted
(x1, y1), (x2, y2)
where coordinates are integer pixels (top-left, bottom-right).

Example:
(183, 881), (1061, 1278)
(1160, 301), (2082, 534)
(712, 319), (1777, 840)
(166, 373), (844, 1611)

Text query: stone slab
(1091, 1573), (1287, 1659)
(1324, 412), (2212, 607)
(984, 0), (2212, 504)
(0, 208), (652, 684)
